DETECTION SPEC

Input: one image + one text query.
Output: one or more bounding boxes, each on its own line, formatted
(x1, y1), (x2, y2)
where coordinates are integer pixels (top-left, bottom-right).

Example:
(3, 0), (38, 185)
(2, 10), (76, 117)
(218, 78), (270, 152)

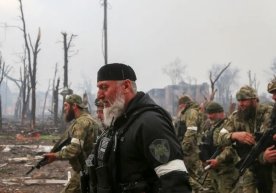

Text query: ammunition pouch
(199, 143), (216, 162)
(80, 170), (90, 193)
(96, 166), (112, 193)
(233, 142), (253, 159)
(174, 120), (187, 142)
(199, 127), (217, 162)
(86, 153), (97, 193)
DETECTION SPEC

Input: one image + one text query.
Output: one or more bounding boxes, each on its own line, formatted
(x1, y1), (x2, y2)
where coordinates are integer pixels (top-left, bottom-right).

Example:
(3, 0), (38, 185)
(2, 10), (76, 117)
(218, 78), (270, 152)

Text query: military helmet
(267, 78), (276, 94)
(178, 95), (192, 105)
(236, 85), (257, 101)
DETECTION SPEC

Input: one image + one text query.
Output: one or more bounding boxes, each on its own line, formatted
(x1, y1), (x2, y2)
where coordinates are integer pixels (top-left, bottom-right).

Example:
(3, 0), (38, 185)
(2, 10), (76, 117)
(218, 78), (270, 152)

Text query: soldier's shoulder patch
(149, 139), (170, 164)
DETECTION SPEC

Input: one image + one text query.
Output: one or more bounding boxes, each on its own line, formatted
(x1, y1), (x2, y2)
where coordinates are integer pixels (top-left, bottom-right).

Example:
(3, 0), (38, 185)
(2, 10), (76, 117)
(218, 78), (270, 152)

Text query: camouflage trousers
(195, 172), (217, 193)
(60, 170), (80, 193)
(209, 167), (239, 193)
(184, 157), (214, 193)
(239, 169), (256, 193)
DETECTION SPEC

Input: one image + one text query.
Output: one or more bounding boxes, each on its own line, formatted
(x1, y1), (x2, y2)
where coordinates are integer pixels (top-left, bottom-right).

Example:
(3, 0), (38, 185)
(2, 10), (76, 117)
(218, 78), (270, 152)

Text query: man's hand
(43, 152), (57, 164)
(231, 131), (256, 145)
(263, 145), (276, 163)
(205, 159), (218, 170)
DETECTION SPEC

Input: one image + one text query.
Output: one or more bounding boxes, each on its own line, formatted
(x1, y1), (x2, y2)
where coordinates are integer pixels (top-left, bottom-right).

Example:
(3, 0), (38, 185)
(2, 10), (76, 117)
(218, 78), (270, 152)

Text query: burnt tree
(208, 62), (231, 101)
(208, 62), (239, 114)
(0, 54), (10, 130)
(18, 0), (41, 129)
(42, 80), (50, 124)
(248, 70), (259, 92)
(61, 32), (77, 93)
(51, 63), (60, 126)
(60, 32), (76, 129)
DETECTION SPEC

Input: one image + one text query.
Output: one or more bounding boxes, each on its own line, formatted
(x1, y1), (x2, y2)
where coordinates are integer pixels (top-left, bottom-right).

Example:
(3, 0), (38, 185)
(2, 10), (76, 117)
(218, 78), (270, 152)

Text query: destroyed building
(147, 81), (209, 116)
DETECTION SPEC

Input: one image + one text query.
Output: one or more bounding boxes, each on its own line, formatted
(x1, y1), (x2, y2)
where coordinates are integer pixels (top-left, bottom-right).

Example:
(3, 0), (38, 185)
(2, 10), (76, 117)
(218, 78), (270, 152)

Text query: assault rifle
(237, 128), (275, 177)
(230, 104), (276, 193)
(232, 127), (276, 188)
(25, 134), (71, 175)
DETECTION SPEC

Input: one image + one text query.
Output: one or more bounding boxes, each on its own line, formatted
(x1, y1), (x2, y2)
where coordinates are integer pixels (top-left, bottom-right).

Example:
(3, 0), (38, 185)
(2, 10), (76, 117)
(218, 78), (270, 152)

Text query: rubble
(15, 131), (41, 142)
(0, 135), (69, 193)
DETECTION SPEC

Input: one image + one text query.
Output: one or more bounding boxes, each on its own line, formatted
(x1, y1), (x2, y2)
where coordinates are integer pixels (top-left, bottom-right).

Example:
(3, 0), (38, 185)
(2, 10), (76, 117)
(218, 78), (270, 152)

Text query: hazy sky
(0, 0), (276, 96)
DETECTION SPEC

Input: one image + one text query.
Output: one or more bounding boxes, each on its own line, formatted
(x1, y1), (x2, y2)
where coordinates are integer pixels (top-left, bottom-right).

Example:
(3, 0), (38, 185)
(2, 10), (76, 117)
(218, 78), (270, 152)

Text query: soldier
(177, 95), (205, 192)
(93, 63), (191, 193)
(199, 101), (239, 193)
(95, 98), (104, 123)
(43, 94), (100, 193)
(217, 85), (272, 193)
(261, 78), (276, 193)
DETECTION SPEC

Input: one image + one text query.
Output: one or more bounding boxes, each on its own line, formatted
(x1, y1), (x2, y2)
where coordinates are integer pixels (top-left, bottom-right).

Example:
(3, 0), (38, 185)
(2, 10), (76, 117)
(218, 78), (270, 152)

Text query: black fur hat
(97, 63), (137, 82)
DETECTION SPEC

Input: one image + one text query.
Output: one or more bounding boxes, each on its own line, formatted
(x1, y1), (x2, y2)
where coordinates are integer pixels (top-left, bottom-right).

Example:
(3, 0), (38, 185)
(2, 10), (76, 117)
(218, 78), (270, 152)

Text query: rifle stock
(25, 134), (71, 175)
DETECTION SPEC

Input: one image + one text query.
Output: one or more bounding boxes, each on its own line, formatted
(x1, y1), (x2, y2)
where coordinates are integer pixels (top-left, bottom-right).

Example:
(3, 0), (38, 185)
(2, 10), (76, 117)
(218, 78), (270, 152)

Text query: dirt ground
(0, 132), (72, 193)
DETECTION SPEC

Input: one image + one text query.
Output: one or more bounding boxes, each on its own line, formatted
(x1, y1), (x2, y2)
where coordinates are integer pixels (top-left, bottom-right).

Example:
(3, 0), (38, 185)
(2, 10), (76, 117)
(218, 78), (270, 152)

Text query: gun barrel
(25, 157), (47, 175)
(24, 134), (71, 175)
(25, 166), (35, 175)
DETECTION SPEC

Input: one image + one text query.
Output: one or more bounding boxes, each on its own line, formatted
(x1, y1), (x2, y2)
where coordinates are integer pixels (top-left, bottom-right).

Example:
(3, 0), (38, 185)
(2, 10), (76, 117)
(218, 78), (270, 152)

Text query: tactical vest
(199, 119), (224, 162)
(94, 105), (174, 193)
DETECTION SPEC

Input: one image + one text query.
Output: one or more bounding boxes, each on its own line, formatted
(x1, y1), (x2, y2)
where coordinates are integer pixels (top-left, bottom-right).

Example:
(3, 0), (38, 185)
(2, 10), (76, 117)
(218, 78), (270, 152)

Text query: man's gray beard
(103, 93), (125, 127)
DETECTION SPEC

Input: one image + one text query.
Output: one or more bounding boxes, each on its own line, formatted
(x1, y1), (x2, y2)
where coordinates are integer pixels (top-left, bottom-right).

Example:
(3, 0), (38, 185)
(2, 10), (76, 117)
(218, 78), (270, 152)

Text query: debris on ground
(0, 132), (70, 193)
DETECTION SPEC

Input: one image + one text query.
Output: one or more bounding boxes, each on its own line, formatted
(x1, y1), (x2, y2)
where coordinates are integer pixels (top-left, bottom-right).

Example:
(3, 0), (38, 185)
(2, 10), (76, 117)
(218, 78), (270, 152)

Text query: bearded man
(44, 94), (99, 193)
(217, 85), (272, 193)
(93, 63), (191, 193)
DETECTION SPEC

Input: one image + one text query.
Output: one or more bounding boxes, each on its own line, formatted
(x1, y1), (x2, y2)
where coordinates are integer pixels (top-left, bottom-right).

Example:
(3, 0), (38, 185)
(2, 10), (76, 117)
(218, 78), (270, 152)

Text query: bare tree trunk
(18, 0), (33, 127)
(0, 95), (2, 130)
(62, 32), (68, 90)
(248, 70), (259, 92)
(14, 95), (21, 119)
(51, 63), (59, 126)
(208, 62), (231, 101)
(60, 32), (76, 130)
(42, 80), (50, 124)
(0, 54), (10, 130)
(54, 78), (60, 126)
(3, 72), (21, 119)
(29, 29), (41, 129)
(22, 65), (31, 125)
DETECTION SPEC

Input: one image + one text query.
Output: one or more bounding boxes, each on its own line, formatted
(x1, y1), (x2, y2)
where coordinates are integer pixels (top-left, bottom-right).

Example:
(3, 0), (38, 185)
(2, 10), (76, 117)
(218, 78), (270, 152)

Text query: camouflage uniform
(262, 79), (276, 193)
(212, 127), (239, 193)
(199, 102), (239, 193)
(56, 95), (99, 193)
(217, 86), (272, 193)
(178, 96), (205, 192)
